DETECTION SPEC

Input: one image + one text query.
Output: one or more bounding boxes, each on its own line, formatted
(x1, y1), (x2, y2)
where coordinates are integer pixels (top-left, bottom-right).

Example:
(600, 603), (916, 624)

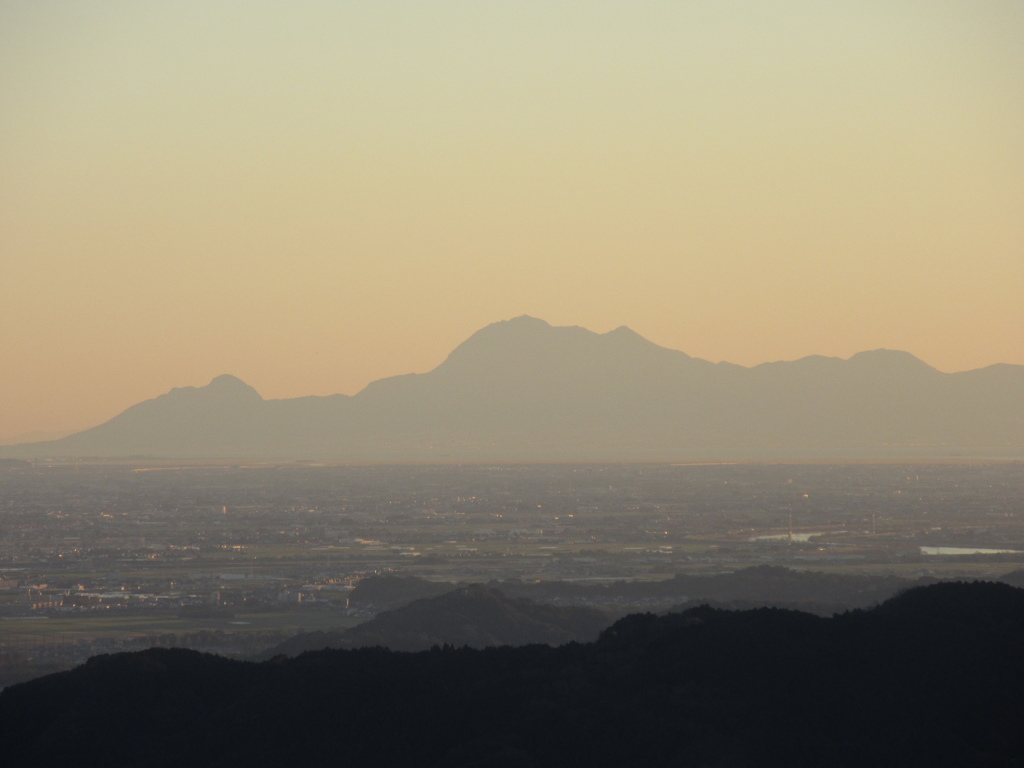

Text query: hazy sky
(2, 1), (1022, 443)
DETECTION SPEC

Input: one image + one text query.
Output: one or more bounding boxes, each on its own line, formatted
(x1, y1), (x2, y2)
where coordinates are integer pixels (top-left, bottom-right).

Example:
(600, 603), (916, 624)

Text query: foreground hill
(3, 316), (1022, 460)
(348, 566), (921, 618)
(3, 582), (1023, 767)
(263, 584), (611, 657)
(263, 567), (911, 659)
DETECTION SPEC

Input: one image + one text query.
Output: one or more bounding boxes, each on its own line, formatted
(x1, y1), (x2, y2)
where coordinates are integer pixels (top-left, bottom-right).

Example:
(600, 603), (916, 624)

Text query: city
(2, 458), (1021, 685)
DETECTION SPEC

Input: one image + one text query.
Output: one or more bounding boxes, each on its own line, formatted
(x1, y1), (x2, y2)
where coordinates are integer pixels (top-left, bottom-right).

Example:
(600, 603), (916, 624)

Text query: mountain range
(4, 315), (1022, 460)
(260, 566), (930, 658)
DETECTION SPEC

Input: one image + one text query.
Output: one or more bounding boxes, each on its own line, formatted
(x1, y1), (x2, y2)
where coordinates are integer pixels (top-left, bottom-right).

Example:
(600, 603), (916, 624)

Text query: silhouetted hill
(3, 581), (1023, 767)
(4, 316), (1022, 459)
(999, 568), (1024, 589)
(266, 567), (916, 658)
(263, 585), (610, 657)
(20, 373), (267, 457)
(348, 573), (457, 610)
(866, 578), (1024, 624)
(349, 565), (921, 616)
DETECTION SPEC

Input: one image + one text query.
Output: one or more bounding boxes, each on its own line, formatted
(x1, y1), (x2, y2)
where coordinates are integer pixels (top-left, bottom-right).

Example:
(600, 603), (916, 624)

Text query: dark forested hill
(270, 584), (609, 657)
(265, 567), (919, 658)
(3, 581), (1023, 768)
(348, 566), (923, 616)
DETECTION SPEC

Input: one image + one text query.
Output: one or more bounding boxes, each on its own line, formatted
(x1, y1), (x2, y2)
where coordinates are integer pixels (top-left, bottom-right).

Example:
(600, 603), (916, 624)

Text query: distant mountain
(262, 585), (610, 657)
(4, 316), (1022, 459)
(4, 582), (1024, 767)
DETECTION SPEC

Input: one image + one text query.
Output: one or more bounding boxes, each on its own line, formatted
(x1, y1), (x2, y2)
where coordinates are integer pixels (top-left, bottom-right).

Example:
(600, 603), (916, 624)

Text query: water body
(749, 533), (824, 543)
(920, 546), (1023, 556)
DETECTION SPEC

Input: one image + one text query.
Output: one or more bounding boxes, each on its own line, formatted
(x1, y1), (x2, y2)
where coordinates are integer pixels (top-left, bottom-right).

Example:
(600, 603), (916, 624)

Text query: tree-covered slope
(2, 581), (1023, 767)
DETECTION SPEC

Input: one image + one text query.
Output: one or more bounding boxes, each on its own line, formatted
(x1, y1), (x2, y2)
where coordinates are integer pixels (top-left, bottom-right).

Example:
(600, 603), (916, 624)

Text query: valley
(2, 459), (1021, 685)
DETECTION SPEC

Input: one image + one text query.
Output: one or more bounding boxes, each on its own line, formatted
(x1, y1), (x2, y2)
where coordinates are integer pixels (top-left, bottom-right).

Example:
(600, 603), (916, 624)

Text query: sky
(2, 1), (1022, 444)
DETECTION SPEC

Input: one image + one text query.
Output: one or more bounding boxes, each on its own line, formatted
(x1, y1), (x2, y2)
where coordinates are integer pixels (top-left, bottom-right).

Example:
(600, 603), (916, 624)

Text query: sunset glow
(2, 1), (1022, 444)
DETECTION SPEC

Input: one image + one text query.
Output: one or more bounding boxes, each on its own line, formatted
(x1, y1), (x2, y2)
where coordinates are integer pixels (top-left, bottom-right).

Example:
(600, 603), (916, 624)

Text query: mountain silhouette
(261, 584), (610, 657)
(3, 316), (1022, 459)
(346, 566), (922, 618)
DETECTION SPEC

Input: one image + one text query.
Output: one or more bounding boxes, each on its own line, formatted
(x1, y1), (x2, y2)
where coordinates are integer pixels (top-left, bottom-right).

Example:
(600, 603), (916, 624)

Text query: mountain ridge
(261, 584), (611, 657)
(3, 316), (1022, 460)
(3, 581), (1024, 767)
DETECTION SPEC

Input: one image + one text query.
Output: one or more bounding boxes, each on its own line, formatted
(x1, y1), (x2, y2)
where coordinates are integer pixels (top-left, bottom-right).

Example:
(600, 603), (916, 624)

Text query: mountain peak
(208, 374), (255, 390)
(506, 314), (550, 328)
(604, 325), (656, 345)
(847, 349), (935, 373)
(473, 315), (555, 340)
(439, 316), (564, 364)
(166, 374), (262, 403)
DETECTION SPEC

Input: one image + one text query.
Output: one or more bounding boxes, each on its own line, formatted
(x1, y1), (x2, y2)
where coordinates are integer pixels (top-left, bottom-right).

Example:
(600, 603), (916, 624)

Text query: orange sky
(2, 2), (1022, 444)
